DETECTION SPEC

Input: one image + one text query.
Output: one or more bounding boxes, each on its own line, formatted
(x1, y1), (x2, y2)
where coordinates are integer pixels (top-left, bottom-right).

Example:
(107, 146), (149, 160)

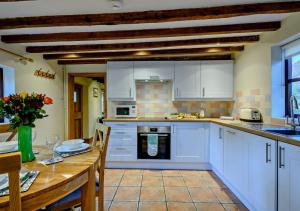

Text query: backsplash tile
(108, 82), (234, 118)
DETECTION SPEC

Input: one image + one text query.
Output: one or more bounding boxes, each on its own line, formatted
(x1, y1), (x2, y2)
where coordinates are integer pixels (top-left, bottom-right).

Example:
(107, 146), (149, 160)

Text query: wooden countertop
(103, 118), (300, 147)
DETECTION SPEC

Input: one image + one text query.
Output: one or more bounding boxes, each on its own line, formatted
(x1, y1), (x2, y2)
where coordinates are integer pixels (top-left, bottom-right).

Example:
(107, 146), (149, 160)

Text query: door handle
(265, 143), (271, 163)
(279, 146), (285, 168)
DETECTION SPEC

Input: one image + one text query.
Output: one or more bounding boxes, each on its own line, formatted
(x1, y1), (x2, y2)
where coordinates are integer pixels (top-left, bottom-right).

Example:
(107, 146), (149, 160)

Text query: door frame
(68, 72), (107, 139)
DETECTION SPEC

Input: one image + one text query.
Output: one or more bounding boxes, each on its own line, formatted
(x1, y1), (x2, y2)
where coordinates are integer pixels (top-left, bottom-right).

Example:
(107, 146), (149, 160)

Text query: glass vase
(18, 125), (35, 162)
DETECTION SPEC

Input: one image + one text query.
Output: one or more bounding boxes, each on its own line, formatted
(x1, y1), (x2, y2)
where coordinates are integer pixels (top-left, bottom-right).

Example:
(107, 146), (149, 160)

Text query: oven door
(137, 133), (170, 160)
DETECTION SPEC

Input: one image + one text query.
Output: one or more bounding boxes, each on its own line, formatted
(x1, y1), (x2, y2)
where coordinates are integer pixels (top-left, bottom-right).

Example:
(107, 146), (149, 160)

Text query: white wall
(233, 12), (300, 123)
(0, 42), (65, 144)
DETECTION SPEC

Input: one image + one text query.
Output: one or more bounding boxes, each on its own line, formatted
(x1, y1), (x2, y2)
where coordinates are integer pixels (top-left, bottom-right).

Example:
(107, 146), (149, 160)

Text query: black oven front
(137, 126), (171, 160)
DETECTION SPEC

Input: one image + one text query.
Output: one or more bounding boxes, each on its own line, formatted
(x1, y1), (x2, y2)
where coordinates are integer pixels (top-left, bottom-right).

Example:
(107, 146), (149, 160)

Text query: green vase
(18, 125), (35, 162)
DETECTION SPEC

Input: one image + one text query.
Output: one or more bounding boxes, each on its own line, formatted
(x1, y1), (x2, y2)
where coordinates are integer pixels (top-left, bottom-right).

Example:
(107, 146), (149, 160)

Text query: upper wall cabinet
(134, 61), (174, 80)
(200, 61), (234, 99)
(107, 62), (135, 101)
(174, 61), (202, 99)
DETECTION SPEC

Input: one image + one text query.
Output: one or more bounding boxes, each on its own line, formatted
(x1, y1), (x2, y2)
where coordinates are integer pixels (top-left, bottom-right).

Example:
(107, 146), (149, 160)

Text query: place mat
(0, 170), (40, 197)
(55, 147), (92, 158)
(38, 156), (63, 165)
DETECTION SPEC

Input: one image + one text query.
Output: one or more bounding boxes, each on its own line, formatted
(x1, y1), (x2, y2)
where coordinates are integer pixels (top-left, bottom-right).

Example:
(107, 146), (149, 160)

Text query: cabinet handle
(202, 88), (205, 97)
(129, 88), (132, 97)
(265, 143), (271, 163)
(114, 131), (126, 134)
(218, 127), (222, 139)
(176, 88), (179, 97)
(226, 130), (236, 135)
(279, 146), (285, 168)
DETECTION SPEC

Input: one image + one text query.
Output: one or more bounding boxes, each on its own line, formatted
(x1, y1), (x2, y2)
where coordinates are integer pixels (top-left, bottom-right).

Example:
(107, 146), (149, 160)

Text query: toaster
(239, 108), (262, 122)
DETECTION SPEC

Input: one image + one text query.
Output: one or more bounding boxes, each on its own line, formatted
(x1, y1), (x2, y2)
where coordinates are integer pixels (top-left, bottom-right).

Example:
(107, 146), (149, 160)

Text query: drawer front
(109, 130), (137, 146)
(106, 122), (137, 130)
(107, 145), (137, 161)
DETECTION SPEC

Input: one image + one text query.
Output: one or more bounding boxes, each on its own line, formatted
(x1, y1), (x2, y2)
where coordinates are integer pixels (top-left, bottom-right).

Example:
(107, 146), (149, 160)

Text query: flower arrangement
(0, 92), (53, 129)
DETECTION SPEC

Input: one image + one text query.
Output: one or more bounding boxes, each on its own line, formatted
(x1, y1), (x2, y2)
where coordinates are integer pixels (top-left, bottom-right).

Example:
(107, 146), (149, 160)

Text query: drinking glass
(46, 135), (61, 158)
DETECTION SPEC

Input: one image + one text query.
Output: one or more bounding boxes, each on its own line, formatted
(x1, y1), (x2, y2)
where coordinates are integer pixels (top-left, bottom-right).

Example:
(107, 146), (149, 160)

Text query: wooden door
(73, 84), (83, 139)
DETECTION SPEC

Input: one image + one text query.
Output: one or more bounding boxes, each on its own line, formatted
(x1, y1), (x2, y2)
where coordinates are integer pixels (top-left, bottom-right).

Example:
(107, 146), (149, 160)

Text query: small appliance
(115, 105), (137, 118)
(239, 108), (262, 122)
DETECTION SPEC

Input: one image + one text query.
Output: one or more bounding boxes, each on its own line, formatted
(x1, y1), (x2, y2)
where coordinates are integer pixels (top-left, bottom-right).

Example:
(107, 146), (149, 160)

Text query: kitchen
(0, 1), (300, 211)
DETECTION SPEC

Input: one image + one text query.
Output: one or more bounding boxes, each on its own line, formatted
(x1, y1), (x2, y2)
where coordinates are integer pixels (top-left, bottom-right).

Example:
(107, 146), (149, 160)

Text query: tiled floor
(103, 169), (248, 211)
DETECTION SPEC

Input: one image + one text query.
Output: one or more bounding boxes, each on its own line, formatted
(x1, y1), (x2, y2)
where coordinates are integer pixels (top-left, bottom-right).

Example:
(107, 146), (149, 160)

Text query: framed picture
(93, 88), (98, 97)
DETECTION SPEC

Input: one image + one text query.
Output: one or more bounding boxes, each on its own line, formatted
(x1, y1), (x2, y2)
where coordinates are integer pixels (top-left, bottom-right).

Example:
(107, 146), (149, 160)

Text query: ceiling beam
(0, 1), (298, 29)
(2, 22), (279, 43)
(44, 46), (244, 60)
(57, 54), (232, 65)
(26, 35), (259, 53)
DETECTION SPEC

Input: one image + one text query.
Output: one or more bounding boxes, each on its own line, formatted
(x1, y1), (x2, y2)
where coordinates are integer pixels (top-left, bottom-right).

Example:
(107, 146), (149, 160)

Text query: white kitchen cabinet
(134, 61), (174, 80)
(172, 123), (209, 162)
(247, 134), (276, 211)
(209, 123), (224, 174)
(278, 142), (300, 211)
(200, 61), (233, 99)
(107, 62), (135, 100)
(223, 127), (248, 196)
(174, 61), (201, 99)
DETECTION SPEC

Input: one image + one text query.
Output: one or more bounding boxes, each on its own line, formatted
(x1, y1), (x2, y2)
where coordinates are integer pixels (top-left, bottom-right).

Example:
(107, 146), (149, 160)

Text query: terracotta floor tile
(211, 188), (240, 204)
(165, 187), (192, 202)
(167, 202), (196, 211)
(143, 170), (162, 176)
(180, 170), (203, 177)
(163, 177), (185, 187)
(114, 187), (141, 202)
(104, 175), (122, 187)
(140, 187), (165, 201)
(109, 201), (138, 211)
(195, 202), (225, 211)
(120, 175), (142, 186)
(138, 202), (167, 211)
(188, 187), (219, 203)
(105, 169), (124, 175)
(162, 170), (181, 177)
(183, 176), (207, 187)
(205, 177), (226, 188)
(197, 171), (214, 178)
(104, 186), (118, 201)
(124, 169), (143, 175)
(142, 176), (163, 187)
(222, 203), (249, 211)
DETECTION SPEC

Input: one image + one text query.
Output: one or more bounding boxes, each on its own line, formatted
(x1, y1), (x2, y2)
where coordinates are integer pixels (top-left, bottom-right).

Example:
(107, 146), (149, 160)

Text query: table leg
(81, 164), (96, 211)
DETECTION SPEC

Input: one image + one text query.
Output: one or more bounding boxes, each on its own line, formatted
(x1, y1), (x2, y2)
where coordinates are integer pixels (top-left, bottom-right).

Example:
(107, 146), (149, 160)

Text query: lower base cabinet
(278, 142), (300, 211)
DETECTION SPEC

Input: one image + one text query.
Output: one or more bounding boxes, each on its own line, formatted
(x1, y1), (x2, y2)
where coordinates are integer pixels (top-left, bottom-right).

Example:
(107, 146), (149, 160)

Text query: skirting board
(106, 161), (211, 170)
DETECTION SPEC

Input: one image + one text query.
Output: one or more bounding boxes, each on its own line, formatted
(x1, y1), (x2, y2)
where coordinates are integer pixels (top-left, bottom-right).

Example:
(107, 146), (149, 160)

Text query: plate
(62, 139), (84, 146)
(55, 143), (90, 153)
(0, 141), (18, 154)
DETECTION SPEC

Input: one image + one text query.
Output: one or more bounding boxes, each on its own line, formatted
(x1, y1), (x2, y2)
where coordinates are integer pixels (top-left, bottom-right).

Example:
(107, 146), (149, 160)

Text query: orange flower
(44, 97), (53, 105)
(3, 96), (10, 103)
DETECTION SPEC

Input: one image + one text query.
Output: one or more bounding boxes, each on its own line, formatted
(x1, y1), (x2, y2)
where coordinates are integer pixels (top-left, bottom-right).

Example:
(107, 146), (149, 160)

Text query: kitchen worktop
(103, 117), (300, 147)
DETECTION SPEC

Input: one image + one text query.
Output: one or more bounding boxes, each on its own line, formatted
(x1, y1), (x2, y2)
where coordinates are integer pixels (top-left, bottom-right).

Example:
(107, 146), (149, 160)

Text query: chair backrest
(0, 152), (21, 211)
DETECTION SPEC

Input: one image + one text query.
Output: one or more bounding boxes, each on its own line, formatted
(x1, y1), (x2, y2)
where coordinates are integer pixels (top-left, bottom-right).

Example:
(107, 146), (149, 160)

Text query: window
(285, 53), (300, 116)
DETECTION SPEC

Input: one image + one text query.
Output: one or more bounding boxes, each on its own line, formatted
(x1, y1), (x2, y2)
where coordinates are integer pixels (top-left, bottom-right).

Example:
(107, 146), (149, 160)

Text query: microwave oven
(115, 105), (137, 118)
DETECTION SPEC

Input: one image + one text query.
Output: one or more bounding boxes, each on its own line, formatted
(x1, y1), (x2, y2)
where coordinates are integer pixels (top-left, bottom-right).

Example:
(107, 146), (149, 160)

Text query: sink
(263, 129), (300, 136)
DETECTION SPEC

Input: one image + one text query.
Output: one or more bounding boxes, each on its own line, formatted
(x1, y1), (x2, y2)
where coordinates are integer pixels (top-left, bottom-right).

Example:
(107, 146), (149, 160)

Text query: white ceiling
(0, 0), (298, 58)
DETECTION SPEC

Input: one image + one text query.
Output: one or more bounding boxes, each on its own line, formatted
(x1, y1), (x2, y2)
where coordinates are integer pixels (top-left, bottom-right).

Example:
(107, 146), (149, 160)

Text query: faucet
(287, 95), (300, 130)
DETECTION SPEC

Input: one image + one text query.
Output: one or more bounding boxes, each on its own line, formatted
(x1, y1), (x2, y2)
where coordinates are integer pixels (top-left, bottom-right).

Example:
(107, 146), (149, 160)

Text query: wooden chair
(47, 123), (111, 211)
(0, 152), (22, 211)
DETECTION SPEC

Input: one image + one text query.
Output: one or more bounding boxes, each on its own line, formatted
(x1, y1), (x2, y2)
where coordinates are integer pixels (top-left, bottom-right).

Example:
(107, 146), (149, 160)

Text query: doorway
(68, 72), (107, 140)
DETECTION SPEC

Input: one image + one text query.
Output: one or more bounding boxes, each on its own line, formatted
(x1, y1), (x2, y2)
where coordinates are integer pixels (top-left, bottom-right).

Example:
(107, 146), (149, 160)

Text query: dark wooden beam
(2, 22), (279, 43)
(27, 35), (259, 53)
(0, 2), (298, 29)
(44, 46), (244, 60)
(58, 54), (232, 65)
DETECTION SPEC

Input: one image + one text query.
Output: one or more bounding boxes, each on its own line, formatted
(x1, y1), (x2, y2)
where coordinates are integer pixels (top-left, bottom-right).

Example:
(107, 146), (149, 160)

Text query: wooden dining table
(0, 146), (100, 211)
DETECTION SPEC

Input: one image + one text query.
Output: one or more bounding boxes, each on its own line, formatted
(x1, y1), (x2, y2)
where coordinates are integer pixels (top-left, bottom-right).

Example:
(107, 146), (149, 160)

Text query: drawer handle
(139, 134), (169, 137)
(115, 147), (127, 151)
(226, 130), (236, 135)
(114, 131), (126, 134)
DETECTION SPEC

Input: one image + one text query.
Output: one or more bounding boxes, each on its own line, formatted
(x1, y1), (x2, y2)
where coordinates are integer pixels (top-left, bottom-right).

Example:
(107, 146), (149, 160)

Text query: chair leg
(98, 172), (105, 211)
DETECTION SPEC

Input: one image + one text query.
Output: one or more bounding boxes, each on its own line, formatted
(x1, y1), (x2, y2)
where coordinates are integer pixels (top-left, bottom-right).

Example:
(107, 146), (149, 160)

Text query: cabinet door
(201, 61), (233, 98)
(134, 61), (174, 80)
(278, 142), (300, 211)
(107, 145), (136, 161)
(173, 123), (209, 162)
(209, 124), (224, 174)
(174, 61), (201, 99)
(107, 62), (134, 100)
(223, 128), (248, 195)
(247, 135), (276, 211)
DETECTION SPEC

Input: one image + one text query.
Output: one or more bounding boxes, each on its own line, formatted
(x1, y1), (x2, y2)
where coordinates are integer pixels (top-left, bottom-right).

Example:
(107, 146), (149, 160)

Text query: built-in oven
(137, 126), (171, 160)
